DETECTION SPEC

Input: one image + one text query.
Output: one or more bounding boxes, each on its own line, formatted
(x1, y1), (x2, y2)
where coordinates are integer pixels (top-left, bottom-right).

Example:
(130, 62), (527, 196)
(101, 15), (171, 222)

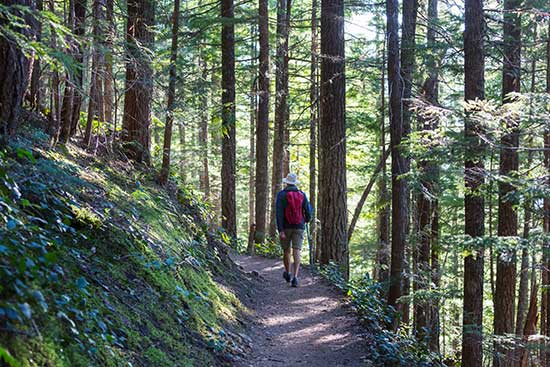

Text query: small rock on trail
(233, 254), (368, 367)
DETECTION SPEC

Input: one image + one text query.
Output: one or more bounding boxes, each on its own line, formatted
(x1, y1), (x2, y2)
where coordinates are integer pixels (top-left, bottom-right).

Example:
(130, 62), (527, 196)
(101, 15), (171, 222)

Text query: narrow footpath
(233, 254), (368, 367)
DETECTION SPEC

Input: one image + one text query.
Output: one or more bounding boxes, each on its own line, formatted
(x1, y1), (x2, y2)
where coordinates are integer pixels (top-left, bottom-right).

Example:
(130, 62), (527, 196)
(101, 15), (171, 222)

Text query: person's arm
(302, 192), (313, 223)
(276, 191), (285, 232)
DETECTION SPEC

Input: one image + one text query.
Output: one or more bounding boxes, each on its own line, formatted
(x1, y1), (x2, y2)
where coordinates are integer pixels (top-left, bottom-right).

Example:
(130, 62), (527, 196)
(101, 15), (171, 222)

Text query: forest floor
(232, 254), (369, 367)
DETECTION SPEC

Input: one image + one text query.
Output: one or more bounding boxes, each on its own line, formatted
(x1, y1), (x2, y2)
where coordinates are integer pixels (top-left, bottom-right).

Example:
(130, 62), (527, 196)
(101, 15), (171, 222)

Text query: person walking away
(276, 173), (313, 287)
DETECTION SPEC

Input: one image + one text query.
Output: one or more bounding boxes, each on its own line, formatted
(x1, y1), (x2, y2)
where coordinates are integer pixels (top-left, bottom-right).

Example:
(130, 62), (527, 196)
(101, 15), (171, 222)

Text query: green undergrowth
(0, 126), (251, 366)
(319, 263), (444, 367)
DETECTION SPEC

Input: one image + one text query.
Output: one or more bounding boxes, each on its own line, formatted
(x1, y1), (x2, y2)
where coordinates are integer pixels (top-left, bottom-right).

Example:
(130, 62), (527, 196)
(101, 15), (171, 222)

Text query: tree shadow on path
(233, 254), (368, 367)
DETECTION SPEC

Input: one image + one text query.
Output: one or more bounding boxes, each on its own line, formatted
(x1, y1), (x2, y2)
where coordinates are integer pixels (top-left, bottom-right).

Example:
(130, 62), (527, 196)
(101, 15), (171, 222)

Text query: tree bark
(159, 0), (180, 186)
(516, 38), (537, 338)
(461, 0), (486, 365)
(414, 0), (439, 349)
(29, 0), (43, 112)
(103, 0), (114, 130)
(398, 0), (417, 329)
(84, 0), (105, 147)
(269, 0), (292, 239)
(309, 0), (318, 260)
(543, 18), (550, 367)
(319, 0), (348, 279)
(122, 0), (155, 163)
(255, 0), (270, 243)
(68, 0), (86, 138)
(494, 2), (521, 366)
(248, 25), (257, 255)
(375, 37), (390, 289)
(221, 0), (236, 238)
(0, 0), (33, 139)
(385, 0), (407, 330)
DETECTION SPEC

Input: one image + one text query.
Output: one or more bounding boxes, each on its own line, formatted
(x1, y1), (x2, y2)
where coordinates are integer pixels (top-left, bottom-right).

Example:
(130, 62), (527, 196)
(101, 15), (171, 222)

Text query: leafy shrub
(320, 263), (444, 366)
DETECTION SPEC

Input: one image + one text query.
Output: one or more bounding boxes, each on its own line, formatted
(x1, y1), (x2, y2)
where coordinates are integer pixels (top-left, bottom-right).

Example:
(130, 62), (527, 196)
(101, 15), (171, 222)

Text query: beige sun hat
(282, 173), (299, 185)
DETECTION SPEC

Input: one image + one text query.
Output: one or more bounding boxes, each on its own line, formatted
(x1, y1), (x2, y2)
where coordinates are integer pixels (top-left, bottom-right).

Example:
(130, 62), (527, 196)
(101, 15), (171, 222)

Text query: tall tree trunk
(255, 0), (270, 243)
(309, 0), (318, 259)
(59, 0), (76, 144)
(122, 0), (155, 163)
(386, 0), (407, 330)
(516, 35), (537, 338)
(398, 0), (417, 328)
(543, 18), (550, 367)
(0, 0), (33, 139)
(461, 0), (486, 365)
(269, 0), (291, 239)
(375, 37), (390, 289)
(221, 0), (236, 238)
(159, 0), (180, 186)
(68, 0), (86, 138)
(48, 0), (62, 145)
(248, 25), (257, 255)
(29, 0), (43, 112)
(103, 0), (114, 130)
(414, 0), (439, 348)
(319, 0), (348, 278)
(494, 1), (521, 365)
(84, 0), (105, 147)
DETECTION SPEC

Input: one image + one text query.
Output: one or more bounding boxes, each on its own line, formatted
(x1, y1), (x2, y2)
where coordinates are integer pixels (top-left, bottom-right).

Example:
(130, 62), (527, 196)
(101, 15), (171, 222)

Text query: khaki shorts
(280, 228), (304, 250)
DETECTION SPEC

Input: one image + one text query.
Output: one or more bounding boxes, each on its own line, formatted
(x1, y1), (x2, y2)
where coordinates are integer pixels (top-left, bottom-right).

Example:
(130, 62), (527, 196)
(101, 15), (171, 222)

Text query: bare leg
(292, 248), (301, 278)
(283, 248), (291, 273)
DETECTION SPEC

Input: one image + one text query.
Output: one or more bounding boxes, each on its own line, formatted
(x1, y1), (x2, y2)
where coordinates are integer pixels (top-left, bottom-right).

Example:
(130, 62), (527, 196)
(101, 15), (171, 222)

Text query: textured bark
(68, 0), (86, 138)
(48, 0), (62, 144)
(386, 0), (407, 330)
(398, 0), (417, 328)
(29, 0), (43, 112)
(462, 0), (485, 365)
(518, 283), (538, 367)
(494, 2), (521, 366)
(60, 0), (76, 144)
(103, 0), (114, 128)
(255, 0), (270, 243)
(516, 47), (537, 338)
(0, 0), (33, 138)
(414, 0), (439, 350)
(269, 0), (292, 239)
(84, 0), (105, 147)
(221, 0), (236, 238)
(319, 0), (348, 279)
(159, 0), (180, 186)
(122, 0), (155, 163)
(543, 20), (550, 366)
(309, 0), (318, 258)
(375, 39), (390, 288)
(248, 26), (257, 255)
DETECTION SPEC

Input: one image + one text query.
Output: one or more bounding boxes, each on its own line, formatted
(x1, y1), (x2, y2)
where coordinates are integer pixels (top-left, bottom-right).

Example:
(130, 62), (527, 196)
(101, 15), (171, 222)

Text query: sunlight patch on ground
(289, 296), (332, 306)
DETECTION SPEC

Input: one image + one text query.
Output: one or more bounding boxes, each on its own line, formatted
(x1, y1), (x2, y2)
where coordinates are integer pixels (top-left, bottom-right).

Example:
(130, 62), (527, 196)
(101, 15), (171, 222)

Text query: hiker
(275, 172), (313, 287)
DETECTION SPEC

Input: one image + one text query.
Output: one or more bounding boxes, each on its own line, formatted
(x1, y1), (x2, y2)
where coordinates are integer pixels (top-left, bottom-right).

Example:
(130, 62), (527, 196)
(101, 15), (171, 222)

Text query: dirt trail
(233, 255), (367, 367)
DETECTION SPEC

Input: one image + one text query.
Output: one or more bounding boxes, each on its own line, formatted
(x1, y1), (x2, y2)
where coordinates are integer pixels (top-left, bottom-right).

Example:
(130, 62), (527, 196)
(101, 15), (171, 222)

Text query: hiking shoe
(291, 277), (299, 287)
(283, 271), (291, 283)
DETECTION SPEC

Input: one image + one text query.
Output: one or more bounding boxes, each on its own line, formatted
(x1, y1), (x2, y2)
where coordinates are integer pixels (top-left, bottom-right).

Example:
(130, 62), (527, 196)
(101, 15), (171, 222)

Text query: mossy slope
(0, 129), (250, 367)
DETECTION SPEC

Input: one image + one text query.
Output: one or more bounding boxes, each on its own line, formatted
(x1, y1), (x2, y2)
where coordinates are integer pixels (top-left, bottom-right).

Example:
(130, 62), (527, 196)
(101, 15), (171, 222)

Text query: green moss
(144, 347), (172, 366)
(1, 134), (248, 367)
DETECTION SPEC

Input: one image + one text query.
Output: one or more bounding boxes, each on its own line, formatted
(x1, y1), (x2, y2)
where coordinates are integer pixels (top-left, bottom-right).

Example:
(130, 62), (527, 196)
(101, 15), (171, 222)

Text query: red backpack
(284, 191), (304, 225)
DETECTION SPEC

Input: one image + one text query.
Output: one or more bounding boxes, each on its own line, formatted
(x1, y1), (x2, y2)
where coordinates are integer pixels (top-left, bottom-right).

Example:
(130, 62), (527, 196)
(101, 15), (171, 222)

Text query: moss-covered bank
(0, 127), (251, 366)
